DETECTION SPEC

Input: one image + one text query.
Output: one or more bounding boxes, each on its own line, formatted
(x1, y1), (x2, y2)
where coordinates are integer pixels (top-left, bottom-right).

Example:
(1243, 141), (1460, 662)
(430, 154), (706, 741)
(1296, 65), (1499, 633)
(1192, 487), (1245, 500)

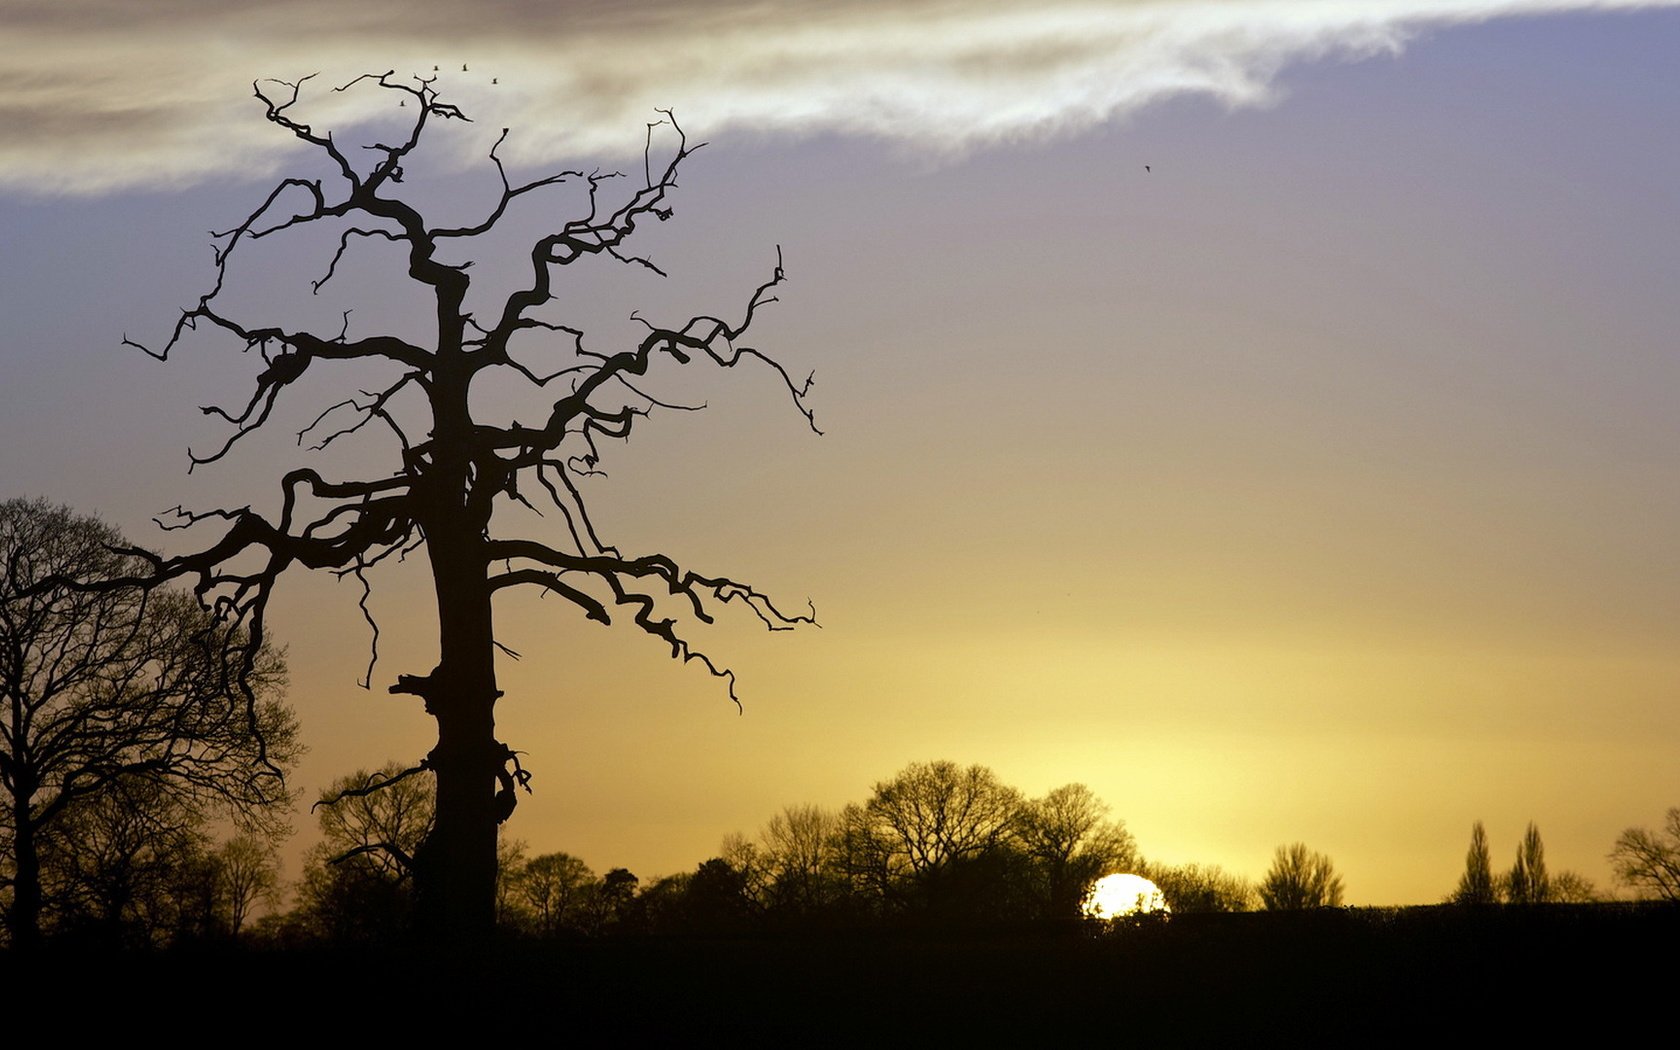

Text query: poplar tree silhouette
(1452, 820), (1498, 905)
(110, 73), (817, 939)
(1507, 822), (1550, 904)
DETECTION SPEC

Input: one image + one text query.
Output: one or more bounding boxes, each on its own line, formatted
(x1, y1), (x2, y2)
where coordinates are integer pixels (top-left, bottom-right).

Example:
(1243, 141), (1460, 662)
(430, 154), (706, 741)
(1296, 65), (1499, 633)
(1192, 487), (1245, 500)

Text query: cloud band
(0, 0), (1672, 193)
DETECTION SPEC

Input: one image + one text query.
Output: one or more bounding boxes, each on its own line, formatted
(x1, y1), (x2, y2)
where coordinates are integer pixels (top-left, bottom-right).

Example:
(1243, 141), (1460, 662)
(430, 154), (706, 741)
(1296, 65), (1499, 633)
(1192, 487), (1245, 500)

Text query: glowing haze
(1, 1), (1677, 905)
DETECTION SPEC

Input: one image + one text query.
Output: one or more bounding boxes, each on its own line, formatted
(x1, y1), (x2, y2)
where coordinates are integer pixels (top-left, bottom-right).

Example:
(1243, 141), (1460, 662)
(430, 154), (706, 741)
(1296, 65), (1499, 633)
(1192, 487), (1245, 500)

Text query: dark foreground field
(6, 905), (1672, 1039)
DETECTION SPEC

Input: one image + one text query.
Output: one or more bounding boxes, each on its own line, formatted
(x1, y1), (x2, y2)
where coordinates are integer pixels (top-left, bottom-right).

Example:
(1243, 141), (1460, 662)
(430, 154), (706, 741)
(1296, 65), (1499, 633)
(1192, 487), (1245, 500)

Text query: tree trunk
(412, 507), (501, 942)
(9, 798), (42, 950)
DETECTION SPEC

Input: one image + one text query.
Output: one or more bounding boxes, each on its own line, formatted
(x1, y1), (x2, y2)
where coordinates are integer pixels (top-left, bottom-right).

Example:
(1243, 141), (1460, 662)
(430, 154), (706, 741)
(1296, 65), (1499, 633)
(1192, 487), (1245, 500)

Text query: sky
(2, 0), (1678, 905)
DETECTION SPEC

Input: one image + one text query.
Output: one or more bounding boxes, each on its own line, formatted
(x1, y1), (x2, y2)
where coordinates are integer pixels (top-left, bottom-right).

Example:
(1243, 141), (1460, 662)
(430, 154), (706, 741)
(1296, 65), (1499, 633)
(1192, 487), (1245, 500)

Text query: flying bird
(463, 64), (469, 72)
(1144, 165), (1151, 173)
(492, 78), (498, 85)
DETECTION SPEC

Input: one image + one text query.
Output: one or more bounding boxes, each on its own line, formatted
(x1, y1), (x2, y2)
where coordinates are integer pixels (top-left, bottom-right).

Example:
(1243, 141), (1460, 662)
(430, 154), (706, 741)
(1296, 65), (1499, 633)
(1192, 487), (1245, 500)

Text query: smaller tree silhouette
(512, 851), (595, 936)
(217, 833), (282, 935)
(299, 763), (435, 939)
(1506, 821), (1550, 904)
(1258, 842), (1344, 910)
(757, 804), (841, 915)
(1548, 870), (1601, 903)
(1609, 807), (1680, 902)
(860, 760), (1023, 913)
(1452, 820), (1499, 905)
(0, 498), (298, 949)
(678, 857), (757, 934)
(1015, 783), (1137, 919)
(583, 867), (640, 933)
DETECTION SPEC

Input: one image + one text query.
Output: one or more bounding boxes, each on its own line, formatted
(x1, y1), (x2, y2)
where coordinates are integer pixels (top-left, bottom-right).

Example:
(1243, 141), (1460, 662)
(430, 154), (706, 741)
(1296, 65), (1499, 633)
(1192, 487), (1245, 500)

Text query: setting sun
(1084, 873), (1170, 920)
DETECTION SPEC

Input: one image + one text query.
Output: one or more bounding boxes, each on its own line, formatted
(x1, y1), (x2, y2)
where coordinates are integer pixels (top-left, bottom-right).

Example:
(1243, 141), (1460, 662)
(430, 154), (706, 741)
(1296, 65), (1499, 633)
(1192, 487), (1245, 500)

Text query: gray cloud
(1, 0), (1674, 193)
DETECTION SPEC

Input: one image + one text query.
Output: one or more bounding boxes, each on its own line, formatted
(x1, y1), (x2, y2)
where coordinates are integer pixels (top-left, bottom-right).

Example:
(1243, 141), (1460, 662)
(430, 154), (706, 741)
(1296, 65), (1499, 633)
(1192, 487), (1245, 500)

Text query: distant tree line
(278, 758), (1265, 941)
(322, 781), (1677, 941)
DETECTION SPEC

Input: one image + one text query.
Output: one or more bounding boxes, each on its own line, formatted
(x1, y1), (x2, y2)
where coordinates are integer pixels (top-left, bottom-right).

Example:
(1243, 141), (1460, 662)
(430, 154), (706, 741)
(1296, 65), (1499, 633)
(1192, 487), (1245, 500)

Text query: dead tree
(114, 72), (818, 939)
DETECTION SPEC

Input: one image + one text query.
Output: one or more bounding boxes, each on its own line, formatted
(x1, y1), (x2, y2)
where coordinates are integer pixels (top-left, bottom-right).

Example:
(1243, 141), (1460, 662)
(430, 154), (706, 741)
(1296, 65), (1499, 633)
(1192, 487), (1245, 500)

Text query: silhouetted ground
(5, 904), (1671, 1039)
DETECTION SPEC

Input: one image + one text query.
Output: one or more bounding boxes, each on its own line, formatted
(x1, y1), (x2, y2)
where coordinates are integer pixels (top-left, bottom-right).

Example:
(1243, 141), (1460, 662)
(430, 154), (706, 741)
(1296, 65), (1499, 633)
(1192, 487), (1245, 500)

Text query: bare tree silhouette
(1258, 842), (1344, 910)
(1016, 783), (1137, 918)
(1610, 807), (1680, 902)
(856, 760), (1022, 914)
(109, 72), (818, 939)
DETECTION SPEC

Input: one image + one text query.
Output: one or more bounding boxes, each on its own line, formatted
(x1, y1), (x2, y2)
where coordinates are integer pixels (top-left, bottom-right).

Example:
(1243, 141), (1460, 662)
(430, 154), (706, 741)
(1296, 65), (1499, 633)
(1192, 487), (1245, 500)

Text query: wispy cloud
(1, 0), (1673, 193)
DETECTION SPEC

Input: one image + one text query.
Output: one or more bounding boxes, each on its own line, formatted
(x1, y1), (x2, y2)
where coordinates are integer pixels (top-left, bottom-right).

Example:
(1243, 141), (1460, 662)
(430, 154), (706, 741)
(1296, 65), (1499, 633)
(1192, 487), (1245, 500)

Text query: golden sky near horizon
(2, 1), (1678, 905)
